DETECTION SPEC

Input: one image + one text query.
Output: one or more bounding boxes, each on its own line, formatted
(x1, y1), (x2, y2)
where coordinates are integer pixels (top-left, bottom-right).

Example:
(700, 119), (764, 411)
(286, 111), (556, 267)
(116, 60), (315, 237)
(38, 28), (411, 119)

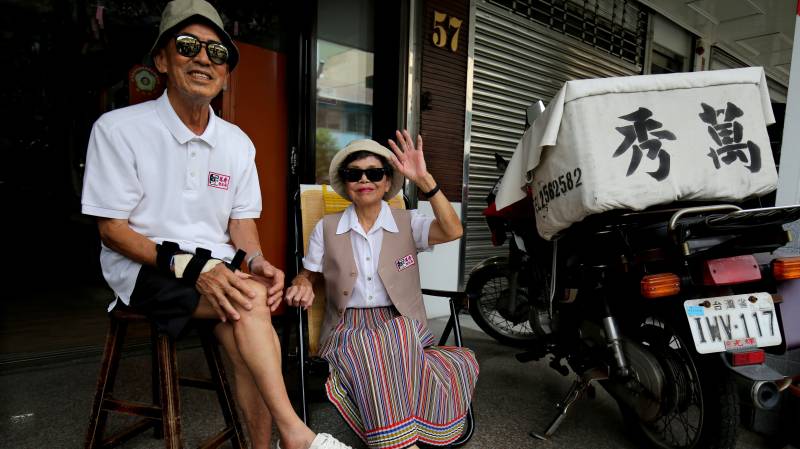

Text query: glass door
(313, 0), (376, 183)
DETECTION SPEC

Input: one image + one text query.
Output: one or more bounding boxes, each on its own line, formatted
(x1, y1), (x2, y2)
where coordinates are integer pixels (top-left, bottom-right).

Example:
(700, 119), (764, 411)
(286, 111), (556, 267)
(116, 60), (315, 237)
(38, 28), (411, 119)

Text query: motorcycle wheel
(465, 261), (538, 347)
(621, 318), (738, 449)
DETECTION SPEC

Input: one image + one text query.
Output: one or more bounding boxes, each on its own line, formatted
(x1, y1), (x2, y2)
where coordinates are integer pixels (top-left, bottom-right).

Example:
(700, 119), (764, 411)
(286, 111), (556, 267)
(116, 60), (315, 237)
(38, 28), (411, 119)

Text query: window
(649, 14), (692, 75)
(314, 0), (375, 183)
(488, 0), (648, 67)
(650, 43), (687, 74)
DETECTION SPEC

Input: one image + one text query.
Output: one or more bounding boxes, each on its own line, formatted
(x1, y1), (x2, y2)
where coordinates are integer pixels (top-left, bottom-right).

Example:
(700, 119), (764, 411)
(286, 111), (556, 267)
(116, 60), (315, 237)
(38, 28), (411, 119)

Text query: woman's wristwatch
(421, 183), (440, 199)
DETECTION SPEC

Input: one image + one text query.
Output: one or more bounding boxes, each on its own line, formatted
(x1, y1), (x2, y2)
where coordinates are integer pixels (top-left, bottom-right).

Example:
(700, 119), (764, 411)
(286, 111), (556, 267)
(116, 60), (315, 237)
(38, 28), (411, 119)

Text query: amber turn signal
(773, 257), (800, 281)
(641, 273), (681, 298)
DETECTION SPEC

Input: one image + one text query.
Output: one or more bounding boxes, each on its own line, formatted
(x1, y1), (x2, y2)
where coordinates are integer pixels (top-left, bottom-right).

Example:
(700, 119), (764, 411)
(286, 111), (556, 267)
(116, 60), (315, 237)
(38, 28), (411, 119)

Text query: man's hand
(248, 257), (285, 312)
(195, 263), (256, 321)
(285, 275), (315, 310)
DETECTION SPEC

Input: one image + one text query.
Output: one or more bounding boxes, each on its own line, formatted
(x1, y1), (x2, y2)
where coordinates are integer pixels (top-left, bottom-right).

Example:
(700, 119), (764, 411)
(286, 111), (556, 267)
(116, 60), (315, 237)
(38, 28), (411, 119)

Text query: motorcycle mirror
(494, 152), (509, 171)
(526, 100), (545, 129)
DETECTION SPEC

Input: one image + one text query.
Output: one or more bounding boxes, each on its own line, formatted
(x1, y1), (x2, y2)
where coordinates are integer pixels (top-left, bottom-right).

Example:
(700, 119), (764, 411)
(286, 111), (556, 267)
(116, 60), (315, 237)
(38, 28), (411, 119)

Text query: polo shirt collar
(155, 90), (219, 148)
(336, 202), (399, 235)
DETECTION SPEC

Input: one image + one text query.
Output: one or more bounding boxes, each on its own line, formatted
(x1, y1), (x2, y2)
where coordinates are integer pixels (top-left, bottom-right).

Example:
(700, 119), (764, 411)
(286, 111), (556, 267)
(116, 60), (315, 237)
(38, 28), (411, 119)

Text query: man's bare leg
(214, 323), (272, 448)
(194, 279), (315, 449)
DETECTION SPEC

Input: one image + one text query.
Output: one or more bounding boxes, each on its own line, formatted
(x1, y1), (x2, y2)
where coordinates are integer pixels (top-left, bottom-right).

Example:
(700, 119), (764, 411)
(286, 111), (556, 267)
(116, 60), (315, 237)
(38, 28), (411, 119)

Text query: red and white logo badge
(208, 172), (231, 190)
(395, 254), (416, 271)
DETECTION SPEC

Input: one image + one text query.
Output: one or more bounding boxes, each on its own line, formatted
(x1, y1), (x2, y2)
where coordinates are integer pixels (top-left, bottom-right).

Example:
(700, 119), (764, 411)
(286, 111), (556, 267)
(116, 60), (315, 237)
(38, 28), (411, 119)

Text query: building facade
(1, 0), (795, 363)
(411, 0), (794, 289)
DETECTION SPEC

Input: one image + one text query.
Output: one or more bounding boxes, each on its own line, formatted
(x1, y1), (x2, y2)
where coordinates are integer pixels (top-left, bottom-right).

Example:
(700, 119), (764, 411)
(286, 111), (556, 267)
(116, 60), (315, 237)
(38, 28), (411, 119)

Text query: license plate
(684, 293), (782, 354)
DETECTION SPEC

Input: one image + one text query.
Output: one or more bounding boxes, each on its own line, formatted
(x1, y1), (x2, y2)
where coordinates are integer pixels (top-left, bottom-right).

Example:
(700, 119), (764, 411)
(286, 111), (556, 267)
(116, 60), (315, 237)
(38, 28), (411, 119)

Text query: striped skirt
(319, 307), (479, 449)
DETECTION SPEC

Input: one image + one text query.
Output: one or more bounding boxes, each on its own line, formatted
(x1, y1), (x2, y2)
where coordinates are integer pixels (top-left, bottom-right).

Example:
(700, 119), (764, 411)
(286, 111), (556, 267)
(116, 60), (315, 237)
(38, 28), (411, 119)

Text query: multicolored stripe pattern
(320, 307), (479, 448)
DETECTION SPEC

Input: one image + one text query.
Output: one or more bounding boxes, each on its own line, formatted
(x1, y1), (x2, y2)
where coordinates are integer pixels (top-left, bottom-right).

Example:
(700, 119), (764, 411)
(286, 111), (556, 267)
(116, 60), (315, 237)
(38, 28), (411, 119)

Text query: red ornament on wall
(128, 65), (165, 105)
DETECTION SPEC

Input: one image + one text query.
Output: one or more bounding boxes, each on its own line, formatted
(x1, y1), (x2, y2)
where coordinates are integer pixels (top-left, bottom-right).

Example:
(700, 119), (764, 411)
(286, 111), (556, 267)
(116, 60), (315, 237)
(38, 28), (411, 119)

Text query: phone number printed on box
(534, 167), (583, 213)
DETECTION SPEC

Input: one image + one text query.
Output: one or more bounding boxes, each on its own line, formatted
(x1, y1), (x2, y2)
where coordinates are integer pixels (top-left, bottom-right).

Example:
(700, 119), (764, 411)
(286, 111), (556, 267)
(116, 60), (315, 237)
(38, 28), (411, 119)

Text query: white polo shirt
(82, 91), (262, 310)
(302, 202), (433, 308)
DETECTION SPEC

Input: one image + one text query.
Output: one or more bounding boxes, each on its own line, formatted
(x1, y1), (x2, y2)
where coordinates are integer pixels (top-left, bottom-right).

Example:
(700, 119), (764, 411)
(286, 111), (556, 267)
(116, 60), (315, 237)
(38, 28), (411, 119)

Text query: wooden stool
(85, 308), (246, 449)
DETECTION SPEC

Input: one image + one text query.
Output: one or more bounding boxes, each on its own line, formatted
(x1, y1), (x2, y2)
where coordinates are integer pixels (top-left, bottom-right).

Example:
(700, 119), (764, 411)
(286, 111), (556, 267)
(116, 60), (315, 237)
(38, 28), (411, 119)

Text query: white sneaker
(277, 433), (352, 449)
(308, 433), (352, 449)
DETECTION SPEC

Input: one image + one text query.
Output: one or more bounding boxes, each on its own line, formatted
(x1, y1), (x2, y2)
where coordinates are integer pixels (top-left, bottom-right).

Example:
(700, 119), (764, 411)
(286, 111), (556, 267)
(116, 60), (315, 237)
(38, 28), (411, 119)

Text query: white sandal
(308, 433), (352, 449)
(277, 433), (352, 449)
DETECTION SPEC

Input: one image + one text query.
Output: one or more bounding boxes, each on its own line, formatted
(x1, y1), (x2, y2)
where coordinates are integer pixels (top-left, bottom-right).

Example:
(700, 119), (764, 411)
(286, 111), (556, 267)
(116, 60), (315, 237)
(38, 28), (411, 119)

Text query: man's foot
(277, 426), (314, 449)
(278, 432), (352, 449)
(307, 433), (352, 449)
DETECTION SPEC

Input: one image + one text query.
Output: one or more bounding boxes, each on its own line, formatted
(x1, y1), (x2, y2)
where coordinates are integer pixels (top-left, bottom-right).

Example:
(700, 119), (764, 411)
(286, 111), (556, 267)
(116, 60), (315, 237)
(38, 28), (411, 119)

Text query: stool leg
(85, 317), (127, 449)
(156, 334), (182, 449)
(279, 315), (290, 372)
(151, 325), (164, 440)
(200, 330), (247, 449)
(297, 307), (309, 425)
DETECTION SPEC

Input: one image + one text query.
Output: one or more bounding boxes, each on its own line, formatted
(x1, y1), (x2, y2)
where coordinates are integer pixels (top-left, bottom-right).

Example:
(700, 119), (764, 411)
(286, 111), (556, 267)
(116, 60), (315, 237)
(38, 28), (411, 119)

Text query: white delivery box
(496, 67), (778, 240)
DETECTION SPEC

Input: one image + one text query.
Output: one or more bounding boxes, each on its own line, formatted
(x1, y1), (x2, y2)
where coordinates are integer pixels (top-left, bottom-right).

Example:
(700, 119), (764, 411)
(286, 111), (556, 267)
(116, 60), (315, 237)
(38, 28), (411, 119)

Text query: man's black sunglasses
(339, 167), (390, 183)
(174, 33), (229, 65)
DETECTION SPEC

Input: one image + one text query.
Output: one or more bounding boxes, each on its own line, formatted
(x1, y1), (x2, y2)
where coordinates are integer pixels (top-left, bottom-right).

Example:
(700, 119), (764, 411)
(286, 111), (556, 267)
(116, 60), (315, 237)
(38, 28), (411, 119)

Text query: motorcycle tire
(465, 260), (539, 347)
(619, 318), (739, 449)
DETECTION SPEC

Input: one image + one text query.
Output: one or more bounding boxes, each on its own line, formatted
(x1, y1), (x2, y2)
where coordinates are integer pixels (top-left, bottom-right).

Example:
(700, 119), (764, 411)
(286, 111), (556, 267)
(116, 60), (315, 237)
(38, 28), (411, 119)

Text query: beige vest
(320, 208), (427, 345)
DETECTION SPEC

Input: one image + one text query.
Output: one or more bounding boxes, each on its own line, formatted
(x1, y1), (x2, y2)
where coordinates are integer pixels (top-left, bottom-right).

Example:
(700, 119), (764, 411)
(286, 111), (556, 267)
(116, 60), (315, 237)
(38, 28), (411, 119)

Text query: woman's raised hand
(387, 130), (429, 186)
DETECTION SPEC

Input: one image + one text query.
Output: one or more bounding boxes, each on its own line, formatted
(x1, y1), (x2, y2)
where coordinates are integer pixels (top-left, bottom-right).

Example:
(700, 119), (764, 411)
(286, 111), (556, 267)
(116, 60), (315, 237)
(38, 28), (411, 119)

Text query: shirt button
(367, 277), (372, 281)
(191, 152), (196, 158)
(350, 272), (356, 277)
(190, 171), (195, 177)
(343, 291), (348, 296)
(368, 295), (373, 300)
(366, 257), (371, 261)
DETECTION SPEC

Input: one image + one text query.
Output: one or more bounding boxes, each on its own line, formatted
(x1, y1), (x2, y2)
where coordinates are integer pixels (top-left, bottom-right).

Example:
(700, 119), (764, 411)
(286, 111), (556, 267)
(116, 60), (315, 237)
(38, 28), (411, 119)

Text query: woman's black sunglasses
(339, 167), (390, 183)
(174, 33), (229, 65)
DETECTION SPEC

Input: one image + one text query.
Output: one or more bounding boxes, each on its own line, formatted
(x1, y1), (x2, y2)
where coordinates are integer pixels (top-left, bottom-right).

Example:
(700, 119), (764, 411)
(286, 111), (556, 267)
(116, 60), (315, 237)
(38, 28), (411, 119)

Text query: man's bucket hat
(329, 139), (405, 201)
(150, 0), (239, 71)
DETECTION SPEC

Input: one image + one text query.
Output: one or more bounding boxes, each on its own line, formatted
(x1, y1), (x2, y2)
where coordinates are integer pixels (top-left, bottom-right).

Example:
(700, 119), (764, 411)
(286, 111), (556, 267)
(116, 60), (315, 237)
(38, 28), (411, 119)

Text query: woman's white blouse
(303, 202), (434, 308)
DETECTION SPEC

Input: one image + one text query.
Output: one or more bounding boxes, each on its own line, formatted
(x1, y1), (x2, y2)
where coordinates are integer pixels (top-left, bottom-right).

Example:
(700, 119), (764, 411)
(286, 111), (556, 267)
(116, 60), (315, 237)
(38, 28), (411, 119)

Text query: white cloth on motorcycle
(496, 67), (778, 240)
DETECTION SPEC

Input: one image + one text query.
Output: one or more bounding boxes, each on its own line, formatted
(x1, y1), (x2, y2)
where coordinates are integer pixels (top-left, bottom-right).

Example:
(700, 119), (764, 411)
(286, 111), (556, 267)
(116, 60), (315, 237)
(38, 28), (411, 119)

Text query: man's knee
(237, 279), (271, 322)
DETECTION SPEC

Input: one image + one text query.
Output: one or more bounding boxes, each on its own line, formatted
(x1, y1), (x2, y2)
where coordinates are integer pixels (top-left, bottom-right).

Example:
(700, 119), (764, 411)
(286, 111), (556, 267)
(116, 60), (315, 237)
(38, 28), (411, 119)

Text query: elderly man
(81, 1), (350, 448)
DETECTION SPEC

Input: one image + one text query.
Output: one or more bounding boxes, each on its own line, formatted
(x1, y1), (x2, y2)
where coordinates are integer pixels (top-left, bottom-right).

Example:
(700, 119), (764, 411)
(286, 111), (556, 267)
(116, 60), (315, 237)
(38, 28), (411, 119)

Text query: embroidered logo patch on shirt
(395, 254), (416, 271)
(208, 172), (231, 190)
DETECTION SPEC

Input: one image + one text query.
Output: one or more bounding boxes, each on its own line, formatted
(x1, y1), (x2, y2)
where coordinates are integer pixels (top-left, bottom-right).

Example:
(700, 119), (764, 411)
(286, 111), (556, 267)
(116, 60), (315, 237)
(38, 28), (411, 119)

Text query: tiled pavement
(1, 316), (797, 449)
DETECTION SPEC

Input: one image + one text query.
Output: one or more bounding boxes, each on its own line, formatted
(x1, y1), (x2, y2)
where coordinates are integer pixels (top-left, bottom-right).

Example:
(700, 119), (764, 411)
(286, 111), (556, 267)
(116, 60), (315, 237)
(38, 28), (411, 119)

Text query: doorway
(0, 0), (295, 366)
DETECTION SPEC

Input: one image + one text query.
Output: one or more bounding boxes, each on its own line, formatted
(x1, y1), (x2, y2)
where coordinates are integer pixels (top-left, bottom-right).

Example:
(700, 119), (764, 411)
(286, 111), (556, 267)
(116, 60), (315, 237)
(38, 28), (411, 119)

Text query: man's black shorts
(128, 265), (204, 339)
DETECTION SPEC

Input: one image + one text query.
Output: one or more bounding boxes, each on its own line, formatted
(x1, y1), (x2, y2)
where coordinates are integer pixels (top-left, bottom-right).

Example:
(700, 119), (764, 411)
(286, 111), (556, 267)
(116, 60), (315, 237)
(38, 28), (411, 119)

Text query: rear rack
(667, 204), (800, 257)
(667, 205), (742, 232)
(706, 205), (800, 229)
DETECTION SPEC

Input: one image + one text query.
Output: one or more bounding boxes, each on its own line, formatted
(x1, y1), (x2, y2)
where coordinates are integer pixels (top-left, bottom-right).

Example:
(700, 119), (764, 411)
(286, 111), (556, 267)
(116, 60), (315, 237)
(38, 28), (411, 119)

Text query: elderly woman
(286, 131), (479, 449)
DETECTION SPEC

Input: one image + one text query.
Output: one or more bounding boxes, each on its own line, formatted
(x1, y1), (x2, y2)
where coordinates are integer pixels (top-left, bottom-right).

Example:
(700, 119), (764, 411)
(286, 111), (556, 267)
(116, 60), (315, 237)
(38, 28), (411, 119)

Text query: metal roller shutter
(463, 0), (643, 278)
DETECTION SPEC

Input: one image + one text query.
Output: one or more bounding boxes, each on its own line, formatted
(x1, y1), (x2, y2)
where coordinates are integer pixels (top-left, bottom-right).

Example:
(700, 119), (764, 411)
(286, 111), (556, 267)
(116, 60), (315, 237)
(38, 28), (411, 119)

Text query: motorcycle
(464, 153), (544, 346)
(506, 198), (800, 449)
(465, 101), (551, 347)
(466, 98), (798, 447)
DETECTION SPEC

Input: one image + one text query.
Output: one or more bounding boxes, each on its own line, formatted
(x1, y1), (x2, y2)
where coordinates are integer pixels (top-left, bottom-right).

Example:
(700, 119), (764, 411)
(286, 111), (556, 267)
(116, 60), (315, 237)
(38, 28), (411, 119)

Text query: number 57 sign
(432, 10), (463, 53)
